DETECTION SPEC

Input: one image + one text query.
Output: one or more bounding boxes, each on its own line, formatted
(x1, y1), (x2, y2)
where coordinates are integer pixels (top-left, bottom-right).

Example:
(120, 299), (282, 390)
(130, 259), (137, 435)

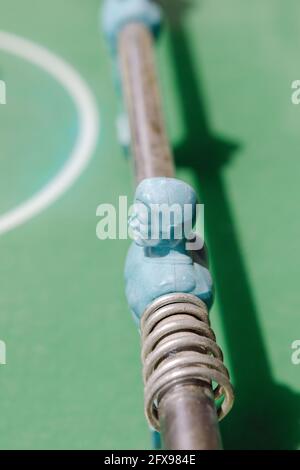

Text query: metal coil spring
(141, 293), (234, 430)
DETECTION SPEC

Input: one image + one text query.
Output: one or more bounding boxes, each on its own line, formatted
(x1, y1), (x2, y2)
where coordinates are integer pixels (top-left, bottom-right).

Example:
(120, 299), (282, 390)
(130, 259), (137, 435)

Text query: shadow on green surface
(158, 0), (300, 450)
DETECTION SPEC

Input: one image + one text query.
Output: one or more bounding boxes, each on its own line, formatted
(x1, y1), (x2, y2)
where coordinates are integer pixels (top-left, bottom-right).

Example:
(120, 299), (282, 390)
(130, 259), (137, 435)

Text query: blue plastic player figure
(102, 0), (161, 50)
(125, 177), (214, 324)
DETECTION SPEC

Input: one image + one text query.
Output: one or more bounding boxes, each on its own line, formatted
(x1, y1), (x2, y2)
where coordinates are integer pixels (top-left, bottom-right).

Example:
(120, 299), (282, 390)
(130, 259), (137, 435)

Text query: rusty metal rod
(118, 22), (222, 450)
(159, 383), (222, 450)
(119, 23), (174, 182)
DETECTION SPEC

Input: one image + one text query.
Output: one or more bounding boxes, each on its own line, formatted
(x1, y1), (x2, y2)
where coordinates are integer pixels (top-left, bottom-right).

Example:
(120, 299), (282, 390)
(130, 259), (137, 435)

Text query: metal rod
(119, 23), (175, 182)
(159, 383), (222, 450)
(118, 22), (222, 450)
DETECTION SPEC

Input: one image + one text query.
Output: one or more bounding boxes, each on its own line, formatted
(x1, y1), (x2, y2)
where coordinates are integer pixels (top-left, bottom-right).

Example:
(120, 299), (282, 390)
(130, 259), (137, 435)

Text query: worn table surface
(0, 0), (299, 449)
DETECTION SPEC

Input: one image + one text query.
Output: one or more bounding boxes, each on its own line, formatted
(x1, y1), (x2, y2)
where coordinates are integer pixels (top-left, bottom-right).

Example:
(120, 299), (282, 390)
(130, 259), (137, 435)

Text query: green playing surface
(0, 0), (300, 449)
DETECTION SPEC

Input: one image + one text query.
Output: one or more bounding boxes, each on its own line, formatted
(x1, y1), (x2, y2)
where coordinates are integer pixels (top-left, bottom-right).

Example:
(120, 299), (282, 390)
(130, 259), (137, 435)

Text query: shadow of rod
(164, 18), (300, 449)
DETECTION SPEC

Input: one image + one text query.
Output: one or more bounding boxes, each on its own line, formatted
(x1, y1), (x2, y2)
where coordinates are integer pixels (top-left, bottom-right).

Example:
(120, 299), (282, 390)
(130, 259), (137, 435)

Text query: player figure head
(129, 177), (198, 248)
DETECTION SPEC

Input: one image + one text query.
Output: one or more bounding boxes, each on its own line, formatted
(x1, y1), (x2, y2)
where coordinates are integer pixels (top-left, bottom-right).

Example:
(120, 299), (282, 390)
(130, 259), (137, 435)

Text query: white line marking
(0, 31), (99, 235)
